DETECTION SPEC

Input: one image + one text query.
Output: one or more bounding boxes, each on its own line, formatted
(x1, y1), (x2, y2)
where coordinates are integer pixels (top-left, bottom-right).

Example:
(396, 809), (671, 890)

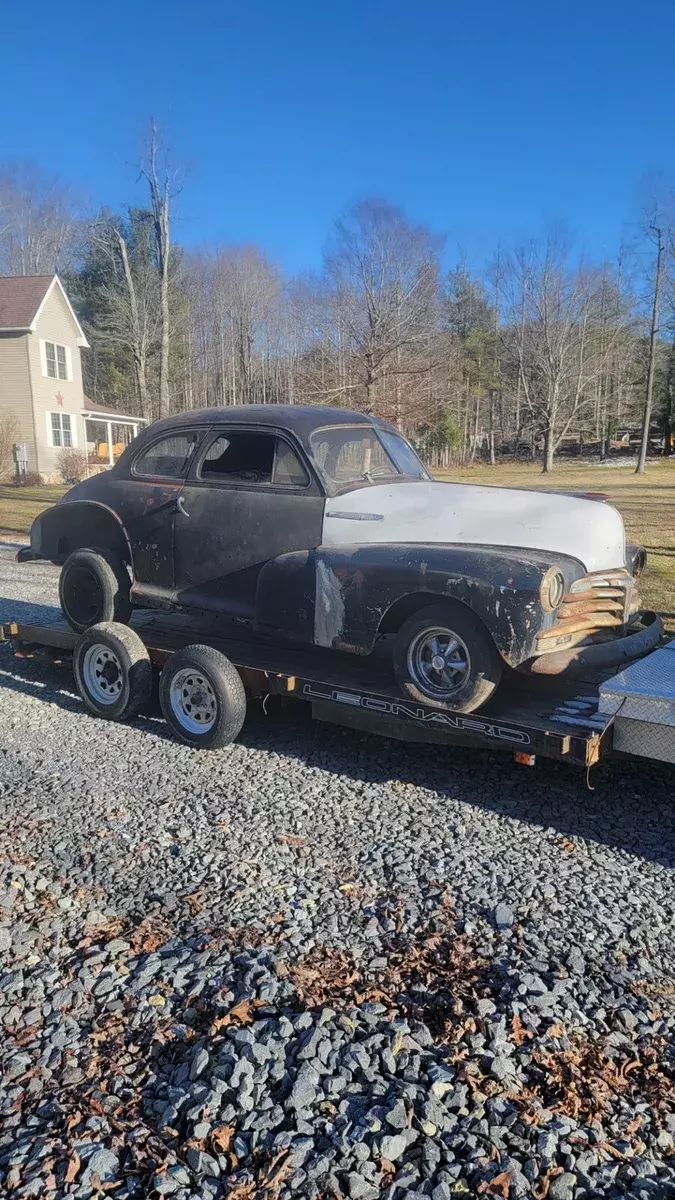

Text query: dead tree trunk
(114, 229), (151, 419)
(144, 123), (171, 420)
(636, 224), (665, 475)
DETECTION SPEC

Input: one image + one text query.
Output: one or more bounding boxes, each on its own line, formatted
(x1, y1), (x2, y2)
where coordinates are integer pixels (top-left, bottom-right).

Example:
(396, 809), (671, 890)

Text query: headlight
(632, 549), (646, 578)
(540, 568), (565, 612)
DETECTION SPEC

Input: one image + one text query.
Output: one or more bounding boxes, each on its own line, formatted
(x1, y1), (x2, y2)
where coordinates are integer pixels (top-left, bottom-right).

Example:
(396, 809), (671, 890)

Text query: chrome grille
(535, 569), (637, 654)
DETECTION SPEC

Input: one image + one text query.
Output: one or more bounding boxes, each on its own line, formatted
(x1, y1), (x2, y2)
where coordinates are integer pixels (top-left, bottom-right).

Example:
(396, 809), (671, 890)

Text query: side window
(273, 440), (310, 487)
(199, 432), (309, 487)
(133, 432), (199, 479)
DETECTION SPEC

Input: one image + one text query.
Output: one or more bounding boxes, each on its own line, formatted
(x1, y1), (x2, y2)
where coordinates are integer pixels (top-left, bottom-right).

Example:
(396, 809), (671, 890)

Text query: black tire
(73, 622), (153, 721)
(59, 549), (132, 634)
(392, 602), (502, 713)
(159, 644), (246, 749)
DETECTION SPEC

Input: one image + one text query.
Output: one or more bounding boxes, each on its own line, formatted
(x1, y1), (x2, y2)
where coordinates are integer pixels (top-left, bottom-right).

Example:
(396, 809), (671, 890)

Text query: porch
(81, 403), (146, 469)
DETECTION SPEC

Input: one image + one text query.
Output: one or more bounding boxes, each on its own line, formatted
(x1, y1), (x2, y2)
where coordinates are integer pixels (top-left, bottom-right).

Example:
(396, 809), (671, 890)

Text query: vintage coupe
(28, 405), (659, 714)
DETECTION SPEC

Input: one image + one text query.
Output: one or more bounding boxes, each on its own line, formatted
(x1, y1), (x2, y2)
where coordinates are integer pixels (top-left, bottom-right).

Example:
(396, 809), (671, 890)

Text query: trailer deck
(1, 611), (623, 766)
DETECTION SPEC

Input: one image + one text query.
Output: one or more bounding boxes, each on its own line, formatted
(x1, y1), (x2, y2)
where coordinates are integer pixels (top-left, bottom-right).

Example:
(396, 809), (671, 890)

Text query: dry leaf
(65, 1151), (80, 1183)
(546, 1023), (566, 1039)
(599, 1141), (627, 1160)
(210, 997), (259, 1032)
(278, 833), (304, 847)
(484, 1171), (511, 1198)
(211, 1124), (235, 1152)
(130, 917), (172, 954)
(512, 1013), (533, 1046)
(185, 889), (207, 915)
(148, 994), (165, 1007)
(380, 1158), (396, 1175)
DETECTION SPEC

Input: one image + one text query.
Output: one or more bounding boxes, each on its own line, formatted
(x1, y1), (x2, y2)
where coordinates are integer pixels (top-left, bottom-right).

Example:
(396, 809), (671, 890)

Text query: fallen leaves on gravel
(210, 996), (267, 1033)
(64, 1150), (80, 1183)
(129, 916), (173, 953)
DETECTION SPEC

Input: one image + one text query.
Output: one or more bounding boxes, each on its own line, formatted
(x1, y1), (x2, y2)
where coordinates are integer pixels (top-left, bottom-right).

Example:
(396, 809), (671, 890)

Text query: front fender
(312, 543), (586, 666)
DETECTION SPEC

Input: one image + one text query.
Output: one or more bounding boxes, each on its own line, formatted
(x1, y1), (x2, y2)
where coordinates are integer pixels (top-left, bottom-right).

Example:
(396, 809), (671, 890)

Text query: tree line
(1, 135), (674, 473)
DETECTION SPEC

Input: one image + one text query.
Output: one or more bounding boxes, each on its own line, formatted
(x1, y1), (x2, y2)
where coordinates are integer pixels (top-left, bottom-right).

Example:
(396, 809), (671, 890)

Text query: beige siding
(0, 332), (37, 475)
(26, 283), (85, 480)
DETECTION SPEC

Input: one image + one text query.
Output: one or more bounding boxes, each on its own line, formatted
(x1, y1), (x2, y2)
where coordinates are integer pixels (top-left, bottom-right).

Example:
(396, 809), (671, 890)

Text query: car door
(173, 425), (325, 616)
(108, 429), (203, 600)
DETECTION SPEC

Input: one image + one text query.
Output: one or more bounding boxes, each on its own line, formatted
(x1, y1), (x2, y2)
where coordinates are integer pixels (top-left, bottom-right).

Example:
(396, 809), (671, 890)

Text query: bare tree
(636, 208), (669, 473)
(88, 213), (160, 419)
(0, 413), (19, 479)
(502, 230), (617, 472)
(316, 199), (441, 416)
(140, 123), (178, 419)
(0, 161), (82, 275)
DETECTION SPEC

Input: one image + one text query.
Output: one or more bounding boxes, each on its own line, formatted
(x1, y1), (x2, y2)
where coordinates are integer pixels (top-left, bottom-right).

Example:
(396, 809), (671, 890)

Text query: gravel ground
(0, 543), (674, 1200)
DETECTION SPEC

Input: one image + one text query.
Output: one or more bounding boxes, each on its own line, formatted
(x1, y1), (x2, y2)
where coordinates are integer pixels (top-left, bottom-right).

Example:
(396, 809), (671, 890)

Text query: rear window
(133, 432), (199, 479)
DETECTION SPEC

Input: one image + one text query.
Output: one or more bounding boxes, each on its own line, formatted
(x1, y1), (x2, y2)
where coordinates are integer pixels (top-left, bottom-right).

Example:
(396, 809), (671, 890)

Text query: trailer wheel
(159, 645), (246, 749)
(73, 622), (153, 721)
(392, 602), (502, 713)
(60, 549), (132, 633)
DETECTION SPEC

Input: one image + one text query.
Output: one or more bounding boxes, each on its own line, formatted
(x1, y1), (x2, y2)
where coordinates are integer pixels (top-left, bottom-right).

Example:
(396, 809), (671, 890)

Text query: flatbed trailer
(1, 612), (674, 767)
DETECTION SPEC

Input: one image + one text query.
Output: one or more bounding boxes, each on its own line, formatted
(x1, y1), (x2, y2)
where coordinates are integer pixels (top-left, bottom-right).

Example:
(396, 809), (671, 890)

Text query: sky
(1, 0), (674, 274)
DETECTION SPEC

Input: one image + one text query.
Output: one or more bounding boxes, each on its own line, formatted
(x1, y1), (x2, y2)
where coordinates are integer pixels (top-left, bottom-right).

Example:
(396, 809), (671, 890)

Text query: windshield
(310, 425), (429, 490)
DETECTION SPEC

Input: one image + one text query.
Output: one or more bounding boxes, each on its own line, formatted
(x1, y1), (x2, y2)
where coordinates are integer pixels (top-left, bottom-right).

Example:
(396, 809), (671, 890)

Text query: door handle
(176, 495), (190, 518)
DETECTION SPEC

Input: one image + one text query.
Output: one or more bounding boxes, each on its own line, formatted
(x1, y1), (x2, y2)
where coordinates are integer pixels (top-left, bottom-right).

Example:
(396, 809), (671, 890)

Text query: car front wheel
(392, 603), (502, 713)
(59, 548), (132, 633)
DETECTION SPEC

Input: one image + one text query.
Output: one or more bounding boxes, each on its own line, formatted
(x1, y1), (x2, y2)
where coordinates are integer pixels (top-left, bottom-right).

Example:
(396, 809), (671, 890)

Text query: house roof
(84, 397), (123, 415)
(83, 397), (146, 422)
(0, 275), (53, 329)
(0, 274), (89, 346)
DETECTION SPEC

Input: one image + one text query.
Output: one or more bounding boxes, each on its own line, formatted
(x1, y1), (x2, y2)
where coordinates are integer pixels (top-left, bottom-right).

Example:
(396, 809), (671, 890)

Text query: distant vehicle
(28, 405), (654, 714)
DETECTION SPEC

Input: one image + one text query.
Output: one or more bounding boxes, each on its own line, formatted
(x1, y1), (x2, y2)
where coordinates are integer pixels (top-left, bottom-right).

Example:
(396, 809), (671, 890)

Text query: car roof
(140, 404), (397, 440)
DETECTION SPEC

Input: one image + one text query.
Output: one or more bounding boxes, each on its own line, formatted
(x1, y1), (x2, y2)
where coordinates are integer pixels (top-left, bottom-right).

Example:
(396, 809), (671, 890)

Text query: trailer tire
(392, 602), (502, 713)
(73, 622), (153, 721)
(159, 644), (246, 749)
(60, 548), (132, 633)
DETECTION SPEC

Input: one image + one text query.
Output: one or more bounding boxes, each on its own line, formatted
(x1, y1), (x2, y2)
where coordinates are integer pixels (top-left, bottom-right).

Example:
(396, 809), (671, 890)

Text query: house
(0, 274), (145, 482)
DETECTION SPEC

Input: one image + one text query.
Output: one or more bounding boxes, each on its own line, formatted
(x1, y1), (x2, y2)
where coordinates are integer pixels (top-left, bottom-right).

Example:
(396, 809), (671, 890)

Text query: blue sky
(1, 0), (673, 273)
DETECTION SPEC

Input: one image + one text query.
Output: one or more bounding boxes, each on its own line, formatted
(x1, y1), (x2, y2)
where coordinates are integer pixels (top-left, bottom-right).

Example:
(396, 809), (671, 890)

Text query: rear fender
(31, 501), (133, 572)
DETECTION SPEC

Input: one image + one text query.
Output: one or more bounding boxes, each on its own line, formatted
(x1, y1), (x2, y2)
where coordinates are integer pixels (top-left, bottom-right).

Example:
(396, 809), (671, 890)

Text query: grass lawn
(0, 484), (67, 538)
(0, 461), (672, 631)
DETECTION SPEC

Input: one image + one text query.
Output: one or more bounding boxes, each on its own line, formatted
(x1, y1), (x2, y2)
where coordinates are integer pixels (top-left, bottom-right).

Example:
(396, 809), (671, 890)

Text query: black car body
(28, 405), (656, 712)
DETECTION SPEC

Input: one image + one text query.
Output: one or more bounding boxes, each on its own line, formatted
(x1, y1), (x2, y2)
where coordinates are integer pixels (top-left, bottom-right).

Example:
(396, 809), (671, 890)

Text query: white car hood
(323, 481), (626, 573)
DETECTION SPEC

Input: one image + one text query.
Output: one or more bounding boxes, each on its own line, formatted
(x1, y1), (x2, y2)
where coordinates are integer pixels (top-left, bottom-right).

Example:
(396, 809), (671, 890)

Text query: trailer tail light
(514, 750), (536, 766)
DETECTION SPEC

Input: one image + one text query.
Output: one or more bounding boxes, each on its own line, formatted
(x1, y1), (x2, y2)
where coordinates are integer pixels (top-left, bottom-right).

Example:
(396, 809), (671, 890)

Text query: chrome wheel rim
(169, 668), (217, 734)
(82, 644), (123, 706)
(406, 626), (471, 700)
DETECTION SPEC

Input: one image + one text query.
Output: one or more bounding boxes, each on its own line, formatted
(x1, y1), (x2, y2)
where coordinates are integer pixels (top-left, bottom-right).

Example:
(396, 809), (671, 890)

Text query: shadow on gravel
(1, 631), (674, 872)
(0, 595), (61, 626)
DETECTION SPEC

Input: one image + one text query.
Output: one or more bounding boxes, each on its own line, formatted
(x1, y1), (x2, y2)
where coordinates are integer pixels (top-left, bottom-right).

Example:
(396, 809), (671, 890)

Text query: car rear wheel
(392, 603), (502, 713)
(73, 622), (153, 721)
(159, 645), (247, 749)
(59, 549), (132, 633)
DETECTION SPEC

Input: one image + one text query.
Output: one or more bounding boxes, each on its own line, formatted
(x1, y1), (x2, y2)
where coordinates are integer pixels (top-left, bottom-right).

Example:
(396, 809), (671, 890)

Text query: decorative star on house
(55, 392), (64, 406)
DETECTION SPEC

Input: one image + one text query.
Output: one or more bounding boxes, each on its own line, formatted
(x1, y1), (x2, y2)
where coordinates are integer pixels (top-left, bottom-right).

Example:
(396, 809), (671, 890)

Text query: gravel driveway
(0, 542), (673, 1200)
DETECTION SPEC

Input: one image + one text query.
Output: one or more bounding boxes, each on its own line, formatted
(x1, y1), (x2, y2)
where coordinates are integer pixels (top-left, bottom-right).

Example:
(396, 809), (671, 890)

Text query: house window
(45, 341), (69, 381)
(50, 412), (73, 448)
